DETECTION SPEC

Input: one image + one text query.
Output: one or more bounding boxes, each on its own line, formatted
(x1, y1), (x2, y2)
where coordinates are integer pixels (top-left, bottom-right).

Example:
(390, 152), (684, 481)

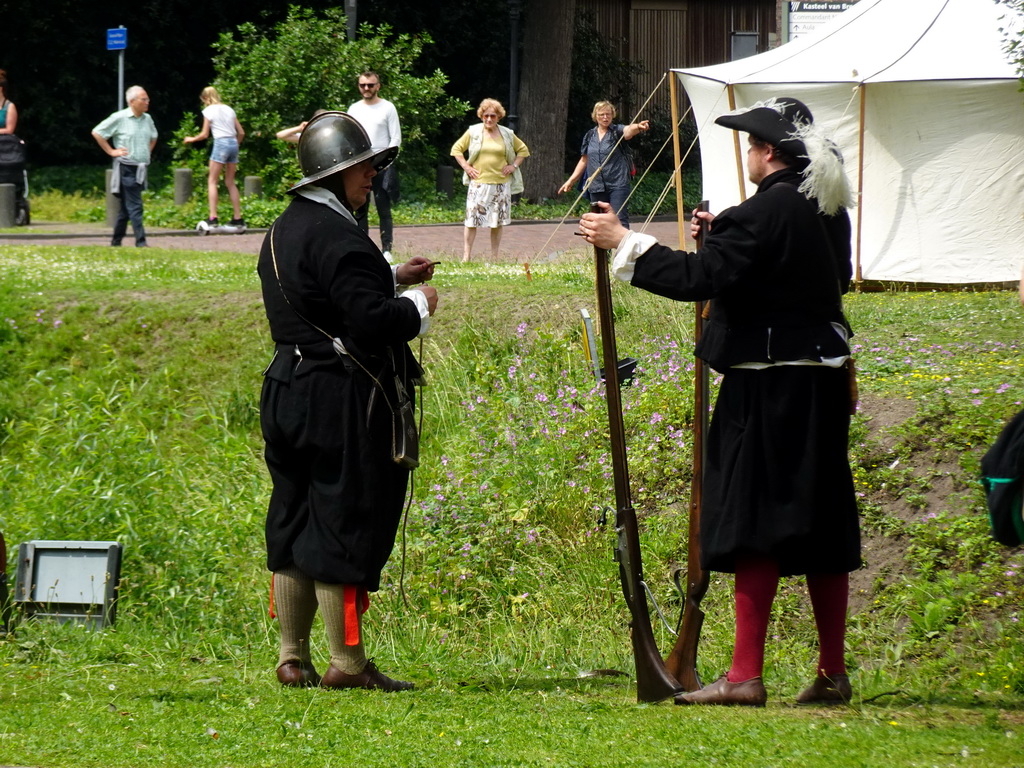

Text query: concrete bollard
(0, 183), (15, 228)
(105, 169), (119, 227)
(436, 164), (454, 200)
(174, 168), (193, 205)
(243, 176), (263, 198)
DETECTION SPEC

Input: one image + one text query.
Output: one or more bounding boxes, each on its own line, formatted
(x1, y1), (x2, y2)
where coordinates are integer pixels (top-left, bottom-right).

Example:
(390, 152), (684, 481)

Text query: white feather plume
(792, 121), (856, 216)
(724, 97), (785, 115)
(723, 98), (855, 216)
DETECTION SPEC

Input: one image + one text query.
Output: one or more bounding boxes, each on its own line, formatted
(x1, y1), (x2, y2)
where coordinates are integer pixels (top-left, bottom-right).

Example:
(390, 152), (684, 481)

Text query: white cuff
(400, 288), (432, 336)
(610, 231), (659, 282)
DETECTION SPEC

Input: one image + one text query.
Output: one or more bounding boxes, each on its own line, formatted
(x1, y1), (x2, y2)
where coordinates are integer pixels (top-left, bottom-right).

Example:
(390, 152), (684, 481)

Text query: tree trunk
(517, 0), (576, 202)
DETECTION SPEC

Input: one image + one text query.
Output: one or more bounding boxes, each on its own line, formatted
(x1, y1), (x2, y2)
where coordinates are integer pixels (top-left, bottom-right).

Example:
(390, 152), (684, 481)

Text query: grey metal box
(14, 540), (122, 628)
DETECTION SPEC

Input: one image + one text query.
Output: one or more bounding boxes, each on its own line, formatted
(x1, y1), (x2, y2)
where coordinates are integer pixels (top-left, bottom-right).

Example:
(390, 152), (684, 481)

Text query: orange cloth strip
(268, 574), (276, 619)
(343, 585), (370, 646)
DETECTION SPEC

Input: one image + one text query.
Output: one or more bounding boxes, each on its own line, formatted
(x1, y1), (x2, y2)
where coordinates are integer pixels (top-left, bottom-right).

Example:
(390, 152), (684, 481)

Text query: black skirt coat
(257, 196), (422, 589)
(630, 168), (861, 575)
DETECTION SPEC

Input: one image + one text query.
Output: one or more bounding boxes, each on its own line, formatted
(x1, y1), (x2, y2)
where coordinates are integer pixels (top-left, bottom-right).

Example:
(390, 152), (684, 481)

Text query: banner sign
(789, 2), (860, 40)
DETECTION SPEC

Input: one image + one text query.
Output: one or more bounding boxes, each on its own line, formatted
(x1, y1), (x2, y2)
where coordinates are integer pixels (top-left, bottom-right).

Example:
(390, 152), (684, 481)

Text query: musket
(591, 204), (683, 703)
(664, 200), (712, 692)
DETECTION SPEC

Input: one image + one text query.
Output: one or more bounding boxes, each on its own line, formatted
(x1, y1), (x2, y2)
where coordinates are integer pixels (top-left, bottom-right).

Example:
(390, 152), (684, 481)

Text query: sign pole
(118, 47), (125, 110)
(106, 26), (128, 109)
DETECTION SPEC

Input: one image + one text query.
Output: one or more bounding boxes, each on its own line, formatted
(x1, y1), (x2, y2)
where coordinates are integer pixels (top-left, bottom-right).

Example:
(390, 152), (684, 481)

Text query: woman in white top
(184, 86), (246, 228)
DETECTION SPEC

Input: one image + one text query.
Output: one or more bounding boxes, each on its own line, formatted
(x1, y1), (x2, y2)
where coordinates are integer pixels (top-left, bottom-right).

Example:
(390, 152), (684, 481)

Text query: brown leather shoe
(276, 660), (321, 688)
(796, 674), (852, 705)
(320, 659), (414, 692)
(674, 675), (767, 707)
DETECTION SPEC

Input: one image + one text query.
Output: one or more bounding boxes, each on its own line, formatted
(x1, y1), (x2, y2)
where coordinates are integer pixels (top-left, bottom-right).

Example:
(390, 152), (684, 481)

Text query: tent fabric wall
(675, 0), (1024, 284)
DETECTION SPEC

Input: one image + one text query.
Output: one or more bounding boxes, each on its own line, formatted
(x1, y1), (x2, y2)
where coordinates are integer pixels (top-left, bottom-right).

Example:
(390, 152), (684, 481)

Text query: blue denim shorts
(210, 137), (239, 164)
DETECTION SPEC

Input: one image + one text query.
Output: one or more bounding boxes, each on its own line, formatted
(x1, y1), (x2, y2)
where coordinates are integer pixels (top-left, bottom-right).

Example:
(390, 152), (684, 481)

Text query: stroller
(0, 134), (29, 225)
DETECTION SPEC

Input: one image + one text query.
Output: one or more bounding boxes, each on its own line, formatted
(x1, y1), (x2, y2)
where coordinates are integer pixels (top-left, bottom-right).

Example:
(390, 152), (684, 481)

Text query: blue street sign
(107, 28), (127, 51)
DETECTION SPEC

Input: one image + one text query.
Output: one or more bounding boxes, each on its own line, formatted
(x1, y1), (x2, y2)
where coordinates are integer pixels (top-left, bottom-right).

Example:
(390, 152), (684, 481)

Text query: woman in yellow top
(450, 98), (529, 262)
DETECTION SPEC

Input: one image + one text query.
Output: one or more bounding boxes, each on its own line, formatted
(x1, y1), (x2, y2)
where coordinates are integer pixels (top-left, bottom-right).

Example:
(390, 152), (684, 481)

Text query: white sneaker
(382, 250), (393, 263)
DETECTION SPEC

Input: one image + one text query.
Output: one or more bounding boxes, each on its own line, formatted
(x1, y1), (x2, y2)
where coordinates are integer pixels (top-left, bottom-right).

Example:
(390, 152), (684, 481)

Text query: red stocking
(807, 572), (849, 677)
(727, 555), (780, 683)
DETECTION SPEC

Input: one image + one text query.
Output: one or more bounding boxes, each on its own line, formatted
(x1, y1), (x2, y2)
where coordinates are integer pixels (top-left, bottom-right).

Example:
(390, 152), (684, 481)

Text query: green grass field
(0, 244), (1021, 767)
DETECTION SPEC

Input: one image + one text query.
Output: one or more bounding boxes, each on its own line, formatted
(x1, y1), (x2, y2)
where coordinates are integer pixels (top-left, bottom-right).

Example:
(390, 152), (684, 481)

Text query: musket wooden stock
(664, 201), (712, 692)
(591, 204), (683, 703)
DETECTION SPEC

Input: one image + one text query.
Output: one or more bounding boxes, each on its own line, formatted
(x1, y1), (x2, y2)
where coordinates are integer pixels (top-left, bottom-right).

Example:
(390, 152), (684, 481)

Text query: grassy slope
(0, 245), (1021, 767)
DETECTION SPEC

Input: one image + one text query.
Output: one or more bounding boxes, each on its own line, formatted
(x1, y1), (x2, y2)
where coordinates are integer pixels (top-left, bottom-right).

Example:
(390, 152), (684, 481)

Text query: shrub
(171, 6), (470, 196)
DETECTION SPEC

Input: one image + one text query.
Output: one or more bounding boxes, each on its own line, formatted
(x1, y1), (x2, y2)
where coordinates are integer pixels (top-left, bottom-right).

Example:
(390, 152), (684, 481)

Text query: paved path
(0, 217), (692, 262)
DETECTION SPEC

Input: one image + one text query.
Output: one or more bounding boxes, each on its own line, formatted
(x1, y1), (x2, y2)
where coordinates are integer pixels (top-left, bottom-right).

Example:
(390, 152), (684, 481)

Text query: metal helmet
(289, 111), (398, 192)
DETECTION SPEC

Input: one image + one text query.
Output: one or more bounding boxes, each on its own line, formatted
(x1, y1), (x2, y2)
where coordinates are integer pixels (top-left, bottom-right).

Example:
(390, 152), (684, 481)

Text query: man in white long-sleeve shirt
(348, 70), (401, 261)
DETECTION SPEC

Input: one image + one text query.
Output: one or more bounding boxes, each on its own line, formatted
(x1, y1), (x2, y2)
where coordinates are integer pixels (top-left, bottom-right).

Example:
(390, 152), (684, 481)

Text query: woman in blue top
(0, 70), (18, 135)
(559, 100), (648, 228)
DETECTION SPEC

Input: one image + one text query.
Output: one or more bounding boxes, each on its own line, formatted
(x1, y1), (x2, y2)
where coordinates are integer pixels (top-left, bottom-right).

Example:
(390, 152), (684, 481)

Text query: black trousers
(112, 165), (147, 246)
(261, 361), (409, 590)
(700, 365), (861, 576)
(356, 168), (394, 252)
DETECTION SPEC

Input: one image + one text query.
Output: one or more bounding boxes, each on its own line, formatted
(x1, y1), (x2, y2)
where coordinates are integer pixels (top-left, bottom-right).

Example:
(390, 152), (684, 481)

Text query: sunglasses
(358, 83), (378, 89)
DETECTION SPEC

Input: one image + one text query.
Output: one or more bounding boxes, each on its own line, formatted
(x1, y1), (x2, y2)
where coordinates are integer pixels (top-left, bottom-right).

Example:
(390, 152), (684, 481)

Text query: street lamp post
(345, 0), (357, 41)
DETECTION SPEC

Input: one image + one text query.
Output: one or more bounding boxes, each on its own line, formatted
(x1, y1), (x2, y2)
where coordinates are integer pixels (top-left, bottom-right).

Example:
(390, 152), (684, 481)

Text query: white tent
(675, 0), (1024, 284)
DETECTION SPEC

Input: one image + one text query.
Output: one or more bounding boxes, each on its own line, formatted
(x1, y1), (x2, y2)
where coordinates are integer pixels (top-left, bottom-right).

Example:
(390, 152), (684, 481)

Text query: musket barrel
(592, 245), (632, 512)
(664, 201), (712, 692)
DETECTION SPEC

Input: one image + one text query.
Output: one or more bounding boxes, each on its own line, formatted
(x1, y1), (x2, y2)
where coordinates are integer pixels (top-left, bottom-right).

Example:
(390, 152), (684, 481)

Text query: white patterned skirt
(464, 180), (512, 228)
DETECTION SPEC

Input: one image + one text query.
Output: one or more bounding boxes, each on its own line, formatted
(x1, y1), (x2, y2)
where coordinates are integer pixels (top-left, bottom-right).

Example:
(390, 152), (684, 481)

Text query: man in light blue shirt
(91, 85), (158, 247)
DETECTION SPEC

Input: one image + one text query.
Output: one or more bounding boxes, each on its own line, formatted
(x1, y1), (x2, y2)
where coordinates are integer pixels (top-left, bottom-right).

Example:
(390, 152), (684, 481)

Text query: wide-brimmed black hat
(715, 98), (813, 164)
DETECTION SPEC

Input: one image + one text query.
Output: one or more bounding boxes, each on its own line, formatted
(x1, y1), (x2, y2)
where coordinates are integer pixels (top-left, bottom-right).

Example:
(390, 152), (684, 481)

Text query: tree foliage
(3, 0), (349, 166)
(997, 0), (1024, 81)
(6, 0), (654, 200)
(172, 6), (469, 194)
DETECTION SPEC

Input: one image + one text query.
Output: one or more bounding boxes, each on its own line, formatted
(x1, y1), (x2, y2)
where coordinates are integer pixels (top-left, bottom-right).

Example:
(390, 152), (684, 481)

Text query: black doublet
(631, 168), (861, 575)
(258, 196), (422, 588)
(632, 169), (852, 372)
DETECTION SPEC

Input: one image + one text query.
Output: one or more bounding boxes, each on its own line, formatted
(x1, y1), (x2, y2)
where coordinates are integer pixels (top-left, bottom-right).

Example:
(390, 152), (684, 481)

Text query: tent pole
(726, 85), (746, 202)
(855, 84), (866, 285)
(670, 72), (686, 247)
